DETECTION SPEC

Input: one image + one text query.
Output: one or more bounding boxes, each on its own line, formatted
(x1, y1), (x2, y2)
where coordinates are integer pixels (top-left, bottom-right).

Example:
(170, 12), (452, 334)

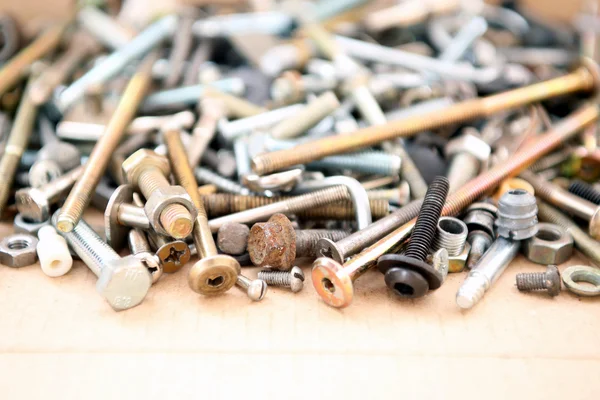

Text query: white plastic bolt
(36, 225), (73, 277)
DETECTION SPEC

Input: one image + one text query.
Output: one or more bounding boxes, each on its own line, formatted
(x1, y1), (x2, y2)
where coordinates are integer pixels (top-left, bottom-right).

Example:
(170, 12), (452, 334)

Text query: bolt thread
(297, 199), (389, 220)
(519, 170), (560, 201)
(529, 147), (573, 172)
(285, 186), (351, 214)
(537, 201), (600, 265)
(307, 152), (401, 176)
(138, 168), (170, 199)
(456, 274), (486, 309)
(195, 167), (249, 195)
(159, 203), (195, 238)
(568, 181), (600, 205)
(128, 229), (152, 254)
(515, 273), (547, 291)
(258, 270), (291, 287)
(405, 176), (449, 261)
(296, 230), (349, 257)
(432, 217), (468, 256)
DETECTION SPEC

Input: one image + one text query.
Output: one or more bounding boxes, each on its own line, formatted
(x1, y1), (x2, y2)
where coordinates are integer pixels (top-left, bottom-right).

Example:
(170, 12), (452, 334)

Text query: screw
(146, 231), (191, 274)
(516, 265), (561, 297)
(0, 22), (67, 96)
(52, 212), (152, 311)
(163, 11), (196, 88)
(0, 74), (40, 216)
(187, 97), (225, 168)
(56, 52), (156, 233)
(568, 180), (600, 204)
(128, 228), (163, 284)
(164, 129), (241, 295)
(77, 6), (135, 50)
(251, 60), (600, 175)
(258, 266), (305, 293)
(271, 70), (337, 104)
(247, 213), (349, 271)
(57, 15), (176, 112)
(307, 151), (401, 176)
(236, 274), (268, 301)
(377, 176), (449, 298)
(366, 182), (410, 206)
(520, 170), (600, 240)
(311, 104), (598, 308)
(201, 149), (237, 178)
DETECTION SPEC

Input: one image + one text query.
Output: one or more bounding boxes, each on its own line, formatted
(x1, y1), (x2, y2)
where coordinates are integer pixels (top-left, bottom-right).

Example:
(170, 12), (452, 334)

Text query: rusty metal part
(252, 60), (600, 175)
(312, 104), (598, 308)
(217, 222), (250, 255)
(516, 265), (561, 297)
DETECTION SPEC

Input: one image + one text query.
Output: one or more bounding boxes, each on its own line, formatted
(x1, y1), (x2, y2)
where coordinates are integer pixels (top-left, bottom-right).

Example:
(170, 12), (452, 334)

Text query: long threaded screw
(251, 60), (599, 175)
(515, 265), (561, 297)
(258, 266), (305, 293)
(568, 180), (600, 205)
(376, 176), (450, 298)
(56, 52), (156, 233)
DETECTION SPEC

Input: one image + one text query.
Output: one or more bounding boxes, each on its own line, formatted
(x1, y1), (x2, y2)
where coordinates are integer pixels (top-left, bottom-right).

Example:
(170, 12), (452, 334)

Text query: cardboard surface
(0, 211), (599, 398)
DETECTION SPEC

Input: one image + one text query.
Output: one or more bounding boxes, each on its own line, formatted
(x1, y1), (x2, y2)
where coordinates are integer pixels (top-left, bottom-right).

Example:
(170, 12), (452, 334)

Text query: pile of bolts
(1, 0), (600, 311)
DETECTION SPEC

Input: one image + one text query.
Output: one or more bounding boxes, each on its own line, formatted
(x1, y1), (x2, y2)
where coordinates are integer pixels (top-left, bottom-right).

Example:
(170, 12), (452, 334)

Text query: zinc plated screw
(56, 52), (156, 233)
(258, 267), (305, 293)
(57, 15), (176, 112)
(516, 265), (561, 297)
(520, 170), (600, 240)
(568, 180), (600, 204)
(306, 151), (401, 176)
(251, 60), (600, 176)
(0, 21), (67, 96)
(236, 274), (268, 301)
(537, 201), (600, 266)
(164, 129), (241, 295)
(0, 75), (40, 216)
(311, 104), (599, 308)
(52, 212), (152, 311)
(466, 230), (493, 270)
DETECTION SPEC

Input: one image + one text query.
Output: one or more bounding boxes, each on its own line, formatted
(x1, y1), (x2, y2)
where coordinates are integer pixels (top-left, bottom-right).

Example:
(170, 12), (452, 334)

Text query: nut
(0, 233), (39, 268)
(122, 149), (170, 187)
(448, 241), (471, 273)
(143, 186), (197, 237)
(14, 213), (50, 235)
(96, 255), (153, 311)
(524, 223), (574, 265)
(562, 265), (600, 297)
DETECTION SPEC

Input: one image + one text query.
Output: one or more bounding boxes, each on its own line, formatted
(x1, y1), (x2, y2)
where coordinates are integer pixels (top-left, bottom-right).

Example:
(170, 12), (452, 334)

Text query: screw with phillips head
(258, 267), (305, 293)
(516, 265), (561, 297)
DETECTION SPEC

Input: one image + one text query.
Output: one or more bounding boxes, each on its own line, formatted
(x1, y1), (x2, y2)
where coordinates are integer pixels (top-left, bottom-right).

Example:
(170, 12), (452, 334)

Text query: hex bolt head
(96, 255), (153, 311)
(515, 265), (561, 297)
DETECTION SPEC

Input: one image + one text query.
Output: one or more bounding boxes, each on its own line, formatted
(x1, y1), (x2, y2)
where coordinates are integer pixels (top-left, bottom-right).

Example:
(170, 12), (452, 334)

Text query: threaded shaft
(128, 229), (152, 254)
(307, 152), (401, 176)
(297, 200), (389, 220)
(159, 203), (195, 239)
(537, 201), (600, 265)
(258, 270), (291, 287)
(195, 167), (250, 195)
(138, 168), (170, 198)
(456, 274), (487, 309)
(296, 230), (349, 257)
(405, 177), (449, 261)
(516, 272), (548, 291)
(569, 181), (600, 205)
(432, 217), (468, 256)
(284, 186), (350, 213)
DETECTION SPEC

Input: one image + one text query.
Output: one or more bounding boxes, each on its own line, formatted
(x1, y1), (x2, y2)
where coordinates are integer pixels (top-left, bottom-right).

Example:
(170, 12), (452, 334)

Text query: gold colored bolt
(163, 129), (241, 295)
(312, 104), (599, 308)
(0, 21), (68, 97)
(56, 52), (156, 233)
(252, 59), (600, 175)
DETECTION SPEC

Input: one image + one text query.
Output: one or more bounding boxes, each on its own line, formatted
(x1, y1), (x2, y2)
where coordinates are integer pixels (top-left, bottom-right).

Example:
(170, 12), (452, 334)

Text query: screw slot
(322, 278), (335, 293)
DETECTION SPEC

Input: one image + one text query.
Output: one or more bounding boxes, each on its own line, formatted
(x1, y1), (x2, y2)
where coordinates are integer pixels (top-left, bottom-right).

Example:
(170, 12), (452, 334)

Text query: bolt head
(155, 240), (191, 273)
(97, 256), (152, 311)
(290, 266), (305, 293)
(15, 187), (50, 222)
(188, 254), (241, 295)
(312, 257), (354, 308)
(133, 252), (163, 284)
(248, 213), (296, 270)
(122, 149), (170, 186)
(247, 279), (268, 301)
(545, 265), (561, 297)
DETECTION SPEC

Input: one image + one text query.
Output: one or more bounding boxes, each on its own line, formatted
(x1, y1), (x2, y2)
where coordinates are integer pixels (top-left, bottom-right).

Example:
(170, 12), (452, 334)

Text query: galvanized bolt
(515, 265), (561, 297)
(258, 266), (305, 293)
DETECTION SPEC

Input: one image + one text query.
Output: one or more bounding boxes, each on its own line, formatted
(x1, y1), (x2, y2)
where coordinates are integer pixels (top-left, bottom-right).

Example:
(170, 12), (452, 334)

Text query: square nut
(524, 223), (573, 265)
(448, 241), (471, 273)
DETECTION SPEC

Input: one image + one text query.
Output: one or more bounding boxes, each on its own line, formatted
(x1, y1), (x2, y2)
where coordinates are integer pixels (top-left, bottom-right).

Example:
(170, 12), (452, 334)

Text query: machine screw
(128, 228), (163, 284)
(236, 274), (268, 301)
(164, 129), (241, 295)
(251, 60), (600, 175)
(377, 176), (449, 298)
(247, 213), (349, 271)
(52, 212), (152, 311)
(56, 53), (156, 233)
(258, 266), (305, 292)
(146, 231), (191, 274)
(568, 180), (600, 204)
(515, 265), (561, 297)
(307, 151), (401, 176)
(270, 91), (339, 139)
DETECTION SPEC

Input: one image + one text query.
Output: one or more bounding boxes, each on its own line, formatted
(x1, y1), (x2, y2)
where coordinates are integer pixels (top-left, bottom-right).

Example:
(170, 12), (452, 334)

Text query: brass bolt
(163, 129), (241, 295)
(251, 59), (600, 175)
(56, 52), (156, 233)
(312, 104), (598, 308)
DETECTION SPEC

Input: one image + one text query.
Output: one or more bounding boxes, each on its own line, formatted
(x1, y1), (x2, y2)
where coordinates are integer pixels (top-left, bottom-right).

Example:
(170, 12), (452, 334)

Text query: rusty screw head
(248, 213), (296, 270)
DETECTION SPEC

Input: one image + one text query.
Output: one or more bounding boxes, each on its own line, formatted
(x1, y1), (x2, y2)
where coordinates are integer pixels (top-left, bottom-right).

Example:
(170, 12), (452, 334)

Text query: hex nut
(122, 149), (170, 187)
(14, 214), (50, 235)
(143, 186), (197, 237)
(448, 241), (471, 273)
(0, 233), (39, 268)
(524, 223), (574, 265)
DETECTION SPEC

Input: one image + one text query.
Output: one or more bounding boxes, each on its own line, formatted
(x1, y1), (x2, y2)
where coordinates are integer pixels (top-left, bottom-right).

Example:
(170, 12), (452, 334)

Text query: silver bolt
(258, 266), (305, 292)
(236, 275), (268, 301)
(192, 12), (292, 38)
(195, 167), (251, 195)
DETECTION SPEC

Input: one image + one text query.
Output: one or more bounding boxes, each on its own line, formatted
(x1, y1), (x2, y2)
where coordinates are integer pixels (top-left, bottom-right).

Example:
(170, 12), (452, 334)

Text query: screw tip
(56, 216), (75, 233)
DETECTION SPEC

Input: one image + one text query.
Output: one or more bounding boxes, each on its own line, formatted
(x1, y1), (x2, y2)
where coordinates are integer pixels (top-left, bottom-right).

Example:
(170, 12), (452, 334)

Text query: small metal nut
(562, 265), (600, 297)
(0, 233), (39, 268)
(143, 186), (197, 237)
(523, 223), (574, 265)
(14, 214), (50, 235)
(448, 241), (471, 273)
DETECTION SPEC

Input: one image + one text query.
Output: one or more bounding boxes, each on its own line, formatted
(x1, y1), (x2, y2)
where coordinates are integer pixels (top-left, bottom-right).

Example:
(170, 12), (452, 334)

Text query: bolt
(56, 52), (156, 233)
(271, 70), (337, 104)
(128, 228), (163, 284)
(537, 201), (600, 266)
(0, 74), (40, 216)
(52, 212), (152, 311)
(77, 6), (136, 50)
(236, 274), (268, 301)
(520, 170), (600, 240)
(307, 151), (401, 176)
(516, 265), (561, 297)
(270, 91), (339, 139)
(187, 97), (225, 168)
(367, 182), (410, 206)
(568, 180), (600, 204)
(217, 222), (250, 255)
(258, 266), (305, 293)
(311, 104), (598, 308)
(247, 213), (349, 271)
(0, 22), (66, 96)
(57, 15), (176, 112)
(377, 176), (449, 298)
(163, 11), (196, 88)
(466, 230), (493, 270)
(445, 129), (489, 192)
(164, 129), (241, 295)
(201, 149), (237, 178)
(251, 60), (600, 175)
